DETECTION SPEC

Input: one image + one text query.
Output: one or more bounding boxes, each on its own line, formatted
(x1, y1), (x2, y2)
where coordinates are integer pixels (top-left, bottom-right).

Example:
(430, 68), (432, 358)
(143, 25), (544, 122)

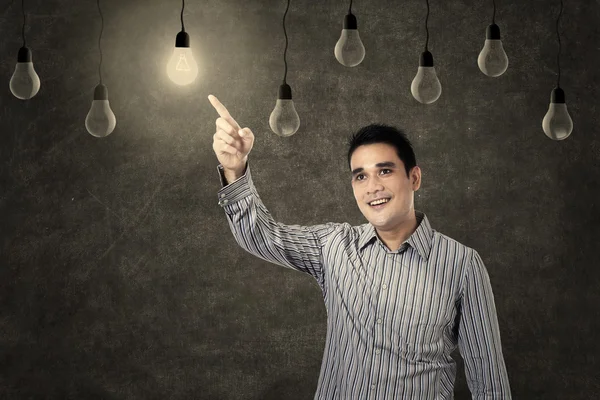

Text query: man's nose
(367, 176), (384, 193)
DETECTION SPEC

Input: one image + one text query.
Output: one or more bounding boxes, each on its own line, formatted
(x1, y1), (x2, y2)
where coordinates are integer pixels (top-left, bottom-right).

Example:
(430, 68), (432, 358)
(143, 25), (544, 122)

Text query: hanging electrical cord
(556, 0), (563, 88)
(21, 0), (26, 47)
(424, 0), (429, 51)
(282, 0), (289, 85)
(97, 0), (104, 85)
(181, 0), (185, 32)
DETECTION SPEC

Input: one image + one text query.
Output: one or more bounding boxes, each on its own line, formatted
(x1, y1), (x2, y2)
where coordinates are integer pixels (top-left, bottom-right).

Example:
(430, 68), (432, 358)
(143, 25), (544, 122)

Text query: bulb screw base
(419, 51), (434, 67)
(278, 83), (292, 100)
(550, 87), (566, 103)
(175, 31), (190, 48)
(17, 46), (32, 62)
(343, 12), (358, 29)
(486, 23), (501, 40)
(93, 84), (109, 100)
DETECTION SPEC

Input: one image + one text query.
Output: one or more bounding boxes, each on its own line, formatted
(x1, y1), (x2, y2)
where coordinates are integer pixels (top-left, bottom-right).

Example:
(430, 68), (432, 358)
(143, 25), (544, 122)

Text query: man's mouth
(369, 198), (391, 209)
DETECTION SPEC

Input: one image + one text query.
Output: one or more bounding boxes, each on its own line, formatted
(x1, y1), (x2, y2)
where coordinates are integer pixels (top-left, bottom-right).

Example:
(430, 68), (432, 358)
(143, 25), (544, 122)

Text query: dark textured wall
(1, 0), (599, 398)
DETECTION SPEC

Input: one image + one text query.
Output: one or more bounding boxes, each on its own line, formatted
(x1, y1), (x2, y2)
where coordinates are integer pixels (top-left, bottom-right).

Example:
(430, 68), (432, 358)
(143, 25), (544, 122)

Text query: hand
(209, 94), (255, 173)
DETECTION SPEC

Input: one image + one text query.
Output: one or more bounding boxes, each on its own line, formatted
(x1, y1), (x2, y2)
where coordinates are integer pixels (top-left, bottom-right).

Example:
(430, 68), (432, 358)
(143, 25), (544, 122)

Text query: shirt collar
(357, 210), (433, 262)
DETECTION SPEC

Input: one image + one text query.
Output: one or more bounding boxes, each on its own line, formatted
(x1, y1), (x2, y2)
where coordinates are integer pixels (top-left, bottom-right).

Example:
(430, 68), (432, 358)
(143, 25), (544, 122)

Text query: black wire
(349, 0), (352, 14)
(424, 0), (429, 51)
(282, 0), (290, 84)
(181, 0), (185, 31)
(556, 0), (563, 87)
(492, 0), (496, 24)
(21, 0), (26, 47)
(97, 0), (104, 84)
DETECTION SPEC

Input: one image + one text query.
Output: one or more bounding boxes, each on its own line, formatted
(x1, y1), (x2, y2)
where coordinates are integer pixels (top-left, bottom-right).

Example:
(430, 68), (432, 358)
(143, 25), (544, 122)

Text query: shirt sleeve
(216, 162), (338, 288)
(457, 250), (512, 399)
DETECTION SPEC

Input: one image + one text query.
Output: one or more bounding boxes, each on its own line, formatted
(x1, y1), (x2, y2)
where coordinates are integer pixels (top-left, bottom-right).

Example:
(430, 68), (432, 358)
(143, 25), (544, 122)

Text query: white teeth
(369, 198), (389, 206)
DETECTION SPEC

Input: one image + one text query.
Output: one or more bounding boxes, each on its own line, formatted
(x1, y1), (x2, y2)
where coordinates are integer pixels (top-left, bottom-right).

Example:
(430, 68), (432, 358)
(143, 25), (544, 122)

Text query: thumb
(238, 128), (251, 140)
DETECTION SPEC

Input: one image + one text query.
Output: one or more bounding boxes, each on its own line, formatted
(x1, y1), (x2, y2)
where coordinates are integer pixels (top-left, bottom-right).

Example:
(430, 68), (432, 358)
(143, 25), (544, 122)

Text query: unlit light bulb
(9, 47), (40, 100)
(166, 31), (198, 86)
(411, 51), (442, 104)
(269, 83), (300, 137)
(85, 84), (116, 138)
(542, 87), (573, 140)
(478, 23), (508, 77)
(334, 12), (365, 67)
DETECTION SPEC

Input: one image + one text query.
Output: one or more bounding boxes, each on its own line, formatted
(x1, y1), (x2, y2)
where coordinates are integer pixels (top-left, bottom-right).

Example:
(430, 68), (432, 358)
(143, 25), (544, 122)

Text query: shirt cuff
(216, 162), (256, 208)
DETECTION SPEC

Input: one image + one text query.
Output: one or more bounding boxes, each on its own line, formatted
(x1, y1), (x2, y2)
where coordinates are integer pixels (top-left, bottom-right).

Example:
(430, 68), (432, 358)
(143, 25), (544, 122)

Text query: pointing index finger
(208, 94), (241, 130)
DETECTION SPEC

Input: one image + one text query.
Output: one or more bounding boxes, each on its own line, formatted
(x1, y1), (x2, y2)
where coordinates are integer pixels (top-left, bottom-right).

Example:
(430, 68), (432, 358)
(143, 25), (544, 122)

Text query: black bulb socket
(93, 84), (109, 100)
(419, 51), (434, 67)
(175, 31), (190, 48)
(550, 87), (566, 104)
(343, 12), (358, 29)
(278, 83), (292, 100)
(17, 46), (32, 62)
(486, 23), (501, 40)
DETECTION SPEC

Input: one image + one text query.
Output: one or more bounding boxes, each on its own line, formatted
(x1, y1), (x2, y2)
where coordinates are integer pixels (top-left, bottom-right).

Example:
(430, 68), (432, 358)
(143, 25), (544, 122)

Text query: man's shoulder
(432, 230), (478, 266)
(435, 231), (475, 253)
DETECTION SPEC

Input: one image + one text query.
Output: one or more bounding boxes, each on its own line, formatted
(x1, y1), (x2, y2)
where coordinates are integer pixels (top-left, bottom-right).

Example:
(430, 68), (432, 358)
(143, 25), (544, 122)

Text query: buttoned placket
(369, 244), (410, 398)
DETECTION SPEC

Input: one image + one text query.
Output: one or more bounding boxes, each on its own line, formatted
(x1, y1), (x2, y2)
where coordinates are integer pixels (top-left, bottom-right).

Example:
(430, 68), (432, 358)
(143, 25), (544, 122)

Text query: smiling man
(210, 94), (511, 399)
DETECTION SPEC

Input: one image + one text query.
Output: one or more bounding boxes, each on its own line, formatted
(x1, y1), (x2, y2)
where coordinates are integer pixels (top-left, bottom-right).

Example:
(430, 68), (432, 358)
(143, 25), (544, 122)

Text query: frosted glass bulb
(334, 12), (365, 67)
(166, 31), (198, 86)
(411, 51), (442, 104)
(478, 24), (508, 77)
(85, 84), (116, 138)
(269, 84), (300, 137)
(9, 47), (40, 100)
(542, 87), (573, 141)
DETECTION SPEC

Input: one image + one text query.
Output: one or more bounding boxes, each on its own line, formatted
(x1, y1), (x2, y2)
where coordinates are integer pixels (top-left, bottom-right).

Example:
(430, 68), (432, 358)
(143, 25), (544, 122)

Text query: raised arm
(210, 94), (337, 287)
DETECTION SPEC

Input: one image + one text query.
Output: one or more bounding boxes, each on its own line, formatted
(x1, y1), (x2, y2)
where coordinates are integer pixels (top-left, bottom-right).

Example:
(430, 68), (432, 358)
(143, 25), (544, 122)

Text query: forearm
(223, 163), (247, 185)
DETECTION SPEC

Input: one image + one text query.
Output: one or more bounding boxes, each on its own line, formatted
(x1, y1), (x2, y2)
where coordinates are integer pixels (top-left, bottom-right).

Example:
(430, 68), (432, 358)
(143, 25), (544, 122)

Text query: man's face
(350, 143), (421, 230)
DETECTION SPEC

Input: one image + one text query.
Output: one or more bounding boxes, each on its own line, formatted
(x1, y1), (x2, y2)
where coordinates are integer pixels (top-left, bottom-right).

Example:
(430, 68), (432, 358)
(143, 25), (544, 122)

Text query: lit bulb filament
(176, 53), (191, 72)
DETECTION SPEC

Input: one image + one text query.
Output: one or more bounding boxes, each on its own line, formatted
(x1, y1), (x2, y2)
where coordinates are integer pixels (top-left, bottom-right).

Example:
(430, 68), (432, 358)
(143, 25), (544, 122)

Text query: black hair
(347, 123), (417, 178)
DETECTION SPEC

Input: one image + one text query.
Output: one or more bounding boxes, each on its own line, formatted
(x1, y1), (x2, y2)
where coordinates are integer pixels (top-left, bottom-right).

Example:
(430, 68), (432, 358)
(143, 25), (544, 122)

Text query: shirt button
(222, 199), (229, 205)
(375, 349), (381, 355)
(382, 284), (387, 290)
(376, 318), (382, 324)
(371, 384), (376, 390)
(220, 193), (226, 198)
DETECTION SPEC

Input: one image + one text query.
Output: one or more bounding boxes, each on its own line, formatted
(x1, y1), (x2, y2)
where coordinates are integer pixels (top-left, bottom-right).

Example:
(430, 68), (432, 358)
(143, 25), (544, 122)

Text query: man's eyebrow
(351, 161), (398, 177)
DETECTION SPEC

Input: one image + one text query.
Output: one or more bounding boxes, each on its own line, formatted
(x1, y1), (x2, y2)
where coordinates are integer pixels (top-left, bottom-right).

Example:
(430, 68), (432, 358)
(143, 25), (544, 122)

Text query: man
(209, 94), (511, 399)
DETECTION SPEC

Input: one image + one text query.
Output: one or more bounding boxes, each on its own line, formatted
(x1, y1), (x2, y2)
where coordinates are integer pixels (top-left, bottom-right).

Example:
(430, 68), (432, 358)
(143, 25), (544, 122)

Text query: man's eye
(356, 169), (391, 181)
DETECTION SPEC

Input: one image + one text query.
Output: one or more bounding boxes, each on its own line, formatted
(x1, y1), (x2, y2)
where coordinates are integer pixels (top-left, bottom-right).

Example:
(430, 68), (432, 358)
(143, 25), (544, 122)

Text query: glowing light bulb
(269, 83), (300, 137)
(478, 23), (508, 77)
(411, 51), (442, 104)
(85, 84), (116, 138)
(542, 87), (573, 140)
(334, 12), (365, 67)
(9, 47), (40, 100)
(166, 31), (198, 86)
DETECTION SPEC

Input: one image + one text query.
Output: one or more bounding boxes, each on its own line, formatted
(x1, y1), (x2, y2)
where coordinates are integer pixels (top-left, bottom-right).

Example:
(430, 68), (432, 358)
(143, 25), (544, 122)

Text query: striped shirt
(216, 162), (511, 400)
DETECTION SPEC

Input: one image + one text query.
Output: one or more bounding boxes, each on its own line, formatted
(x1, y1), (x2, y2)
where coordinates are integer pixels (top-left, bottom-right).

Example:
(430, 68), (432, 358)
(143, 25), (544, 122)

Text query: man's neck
(375, 212), (419, 252)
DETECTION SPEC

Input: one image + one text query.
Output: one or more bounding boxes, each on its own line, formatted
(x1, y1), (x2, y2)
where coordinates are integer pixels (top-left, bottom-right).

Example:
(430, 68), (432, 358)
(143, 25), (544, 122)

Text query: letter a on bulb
(176, 54), (191, 71)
